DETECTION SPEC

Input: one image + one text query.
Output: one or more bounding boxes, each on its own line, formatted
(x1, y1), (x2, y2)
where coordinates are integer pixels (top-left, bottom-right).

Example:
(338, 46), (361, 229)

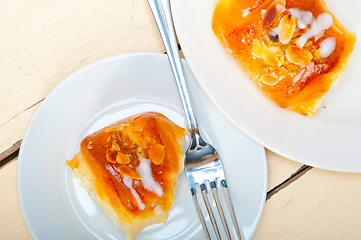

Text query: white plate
(18, 53), (267, 240)
(171, 0), (361, 172)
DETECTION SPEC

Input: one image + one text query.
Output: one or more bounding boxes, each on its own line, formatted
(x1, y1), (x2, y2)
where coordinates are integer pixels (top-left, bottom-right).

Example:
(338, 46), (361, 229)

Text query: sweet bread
(212, 0), (356, 117)
(66, 112), (186, 239)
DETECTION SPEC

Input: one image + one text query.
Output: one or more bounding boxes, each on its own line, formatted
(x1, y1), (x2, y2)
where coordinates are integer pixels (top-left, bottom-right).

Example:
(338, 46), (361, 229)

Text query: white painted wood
(266, 149), (303, 191)
(1, 0), (360, 240)
(0, 0), (165, 153)
(254, 167), (361, 239)
(0, 161), (32, 240)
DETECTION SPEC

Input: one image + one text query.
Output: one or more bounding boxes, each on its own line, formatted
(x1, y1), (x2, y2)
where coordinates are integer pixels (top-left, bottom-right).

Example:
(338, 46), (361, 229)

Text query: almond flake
(252, 39), (264, 58)
(262, 45), (281, 66)
(106, 148), (118, 164)
(279, 14), (296, 44)
(263, 0), (286, 27)
(116, 152), (131, 164)
(303, 51), (313, 65)
(260, 74), (280, 85)
(285, 45), (303, 65)
(117, 165), (141, 180)
(149, 144), (165, 165)
(105, 124), (129, 133)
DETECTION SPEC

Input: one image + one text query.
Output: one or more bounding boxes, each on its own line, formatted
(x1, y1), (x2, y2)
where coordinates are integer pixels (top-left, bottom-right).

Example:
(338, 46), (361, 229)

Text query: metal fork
(147, 0), (242, 239)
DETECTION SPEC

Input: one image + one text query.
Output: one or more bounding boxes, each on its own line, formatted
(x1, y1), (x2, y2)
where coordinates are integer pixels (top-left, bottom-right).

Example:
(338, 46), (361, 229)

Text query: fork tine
(210, 180), (232, 240)
(221, 179), (242, 239)
(200, 183), (222, 240)
(190, 187), (212, 240)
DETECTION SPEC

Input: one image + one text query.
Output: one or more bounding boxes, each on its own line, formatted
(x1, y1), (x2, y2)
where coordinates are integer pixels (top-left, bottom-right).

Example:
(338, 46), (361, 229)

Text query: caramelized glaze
(212, 0), (356, 116)
(67, 112), (186, 217)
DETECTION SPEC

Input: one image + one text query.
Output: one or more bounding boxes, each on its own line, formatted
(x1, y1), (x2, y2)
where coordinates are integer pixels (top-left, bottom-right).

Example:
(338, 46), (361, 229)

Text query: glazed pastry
(66, 112), (186, 239)
(212, 0), (356, 117)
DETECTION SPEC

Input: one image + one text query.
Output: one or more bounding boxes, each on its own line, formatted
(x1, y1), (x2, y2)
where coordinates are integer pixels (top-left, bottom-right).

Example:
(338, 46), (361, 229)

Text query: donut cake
(212, 0), (356, 117)
(66, 112), (186, 239)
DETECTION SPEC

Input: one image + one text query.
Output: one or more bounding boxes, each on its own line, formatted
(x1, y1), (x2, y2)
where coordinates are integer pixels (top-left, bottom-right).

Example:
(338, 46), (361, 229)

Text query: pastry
(212, 0), (356, 117)
(66, 112), (186, 239)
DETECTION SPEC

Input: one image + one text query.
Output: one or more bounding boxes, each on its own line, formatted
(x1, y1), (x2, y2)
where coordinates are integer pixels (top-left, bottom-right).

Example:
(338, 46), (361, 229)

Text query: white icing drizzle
(154, 204), (164, 216)
(293, 68), (306, 83)
(123, 176), (145, 210)
(289, 8), (313, 29)
(293, 62), (315, 84)
(296, 13), (333, 48)
(319, 37), (336, 58)
(136, 157), (163, 196)
(275, 3), (285, 12)
(106, 165), (122, 182)
(242, 8), (250, 17)
(261, 9), (266, 18)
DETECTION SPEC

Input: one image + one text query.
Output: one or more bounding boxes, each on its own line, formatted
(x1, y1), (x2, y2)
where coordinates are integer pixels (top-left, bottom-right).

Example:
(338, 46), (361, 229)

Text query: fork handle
(147, 0), (199, 135)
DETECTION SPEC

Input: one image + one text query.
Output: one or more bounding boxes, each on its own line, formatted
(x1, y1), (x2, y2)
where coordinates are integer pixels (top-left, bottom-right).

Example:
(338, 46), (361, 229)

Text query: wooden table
(1, 1), (360, 239)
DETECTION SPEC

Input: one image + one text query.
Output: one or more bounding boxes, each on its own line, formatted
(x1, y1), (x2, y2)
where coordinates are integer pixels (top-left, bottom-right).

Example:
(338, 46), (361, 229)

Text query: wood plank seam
(0, 140), (21, 169)
(0, 148), (20, 170)
(266, 165), (313, 201)
(0, 98), (44, 128)
(0, 140), (22, 162)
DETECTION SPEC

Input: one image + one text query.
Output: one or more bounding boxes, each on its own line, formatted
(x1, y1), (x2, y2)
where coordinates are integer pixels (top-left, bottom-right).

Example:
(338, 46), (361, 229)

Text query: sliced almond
(116, 152), (131, 164)
(279, 55), (285, 65)
(128, 114), (141, 122)
(263, 0), (286, 27)
(260, 73), (280, 85)
(149, 144), (165, 165)
(106, 148), (118, 164)
(117, 165), (141, 180)
(280, 44), (288, 52)
(105, 124), (129, 133)
(262, 45), (281, 66)
(278, 15), (296, 44)
(303, 51), (313, 65)
(252, 39), (264, 58)
(285, 45), (303, 64)
(112, 142), (121, 151)
(253, 40), (281, 66)
(269, 46), (280, 55)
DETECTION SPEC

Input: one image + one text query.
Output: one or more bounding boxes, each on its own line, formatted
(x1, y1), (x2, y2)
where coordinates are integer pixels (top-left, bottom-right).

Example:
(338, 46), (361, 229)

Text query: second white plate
(171, 0), (361, 172)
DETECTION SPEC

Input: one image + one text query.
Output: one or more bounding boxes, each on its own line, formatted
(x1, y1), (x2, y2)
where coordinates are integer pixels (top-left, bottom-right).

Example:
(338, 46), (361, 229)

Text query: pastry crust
(66, 112), (186, 239)
(212, 0), (356, 117)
